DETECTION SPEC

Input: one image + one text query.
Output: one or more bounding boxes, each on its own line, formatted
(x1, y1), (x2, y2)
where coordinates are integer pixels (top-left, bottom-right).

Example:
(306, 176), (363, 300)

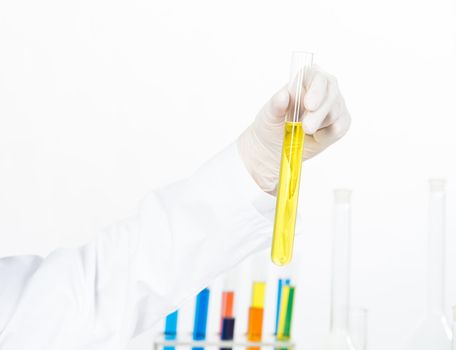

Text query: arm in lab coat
(0, 144), (276, 350)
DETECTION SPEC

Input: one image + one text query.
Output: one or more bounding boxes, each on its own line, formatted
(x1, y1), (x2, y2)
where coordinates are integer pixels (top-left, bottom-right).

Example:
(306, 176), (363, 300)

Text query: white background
(1, 0), (456, 349)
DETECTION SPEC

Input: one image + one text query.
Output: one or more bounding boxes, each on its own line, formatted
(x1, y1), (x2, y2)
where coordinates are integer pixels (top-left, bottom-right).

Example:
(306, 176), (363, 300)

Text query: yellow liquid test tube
(272, 51), (313, 266)
(272, 123), (304, 265)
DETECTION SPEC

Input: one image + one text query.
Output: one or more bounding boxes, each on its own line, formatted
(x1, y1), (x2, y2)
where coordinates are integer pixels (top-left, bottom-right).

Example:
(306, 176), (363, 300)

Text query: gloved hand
(237, 68), (351, 194)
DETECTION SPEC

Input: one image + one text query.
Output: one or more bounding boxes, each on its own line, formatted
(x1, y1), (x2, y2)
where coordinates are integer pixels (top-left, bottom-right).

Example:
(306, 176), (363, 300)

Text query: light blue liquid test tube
(164, 310), (178, 350)
(274, 279), (290, 335)
(193, 288), (210, 350)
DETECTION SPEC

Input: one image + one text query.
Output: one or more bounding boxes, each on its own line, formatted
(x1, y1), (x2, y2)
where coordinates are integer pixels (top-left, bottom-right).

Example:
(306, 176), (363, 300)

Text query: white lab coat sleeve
(0, 144), (276, 350)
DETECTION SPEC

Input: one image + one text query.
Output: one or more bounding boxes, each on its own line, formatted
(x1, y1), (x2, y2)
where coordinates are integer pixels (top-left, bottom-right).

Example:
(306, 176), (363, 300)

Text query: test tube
(220, 282), (236, 350)
(427, 179), (446, 316)
(220, 291), (235, 332)
(423, 179), (452, 341)
(331, 189), (352, 333)
(452, 306), (456, 350)
(274, 278), (290, 335)
(247, 282), (266, 342)
(348, 307), (368, 350)
(271, 51), (314, 266)
(323, 189), (369, 350)
(193, 288), (210, 350)
(277, 285), (295, 341)
(164, 310), (178, 339)
(164, 310), (179, 350)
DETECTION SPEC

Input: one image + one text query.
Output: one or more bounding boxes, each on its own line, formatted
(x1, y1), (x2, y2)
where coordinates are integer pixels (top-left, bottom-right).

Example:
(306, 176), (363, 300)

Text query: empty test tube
(331, 189), (352, 333)
(271, 51), (314, 266)
(453, 306), (456, 350)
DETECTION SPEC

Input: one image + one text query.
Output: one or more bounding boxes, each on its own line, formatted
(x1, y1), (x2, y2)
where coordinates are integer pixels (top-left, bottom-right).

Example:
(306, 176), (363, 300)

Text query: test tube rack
(153, 334), (296, 350)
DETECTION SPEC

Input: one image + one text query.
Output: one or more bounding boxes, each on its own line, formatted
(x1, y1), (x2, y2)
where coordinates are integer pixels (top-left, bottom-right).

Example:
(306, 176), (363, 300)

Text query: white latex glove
(237, 68), (351, 194)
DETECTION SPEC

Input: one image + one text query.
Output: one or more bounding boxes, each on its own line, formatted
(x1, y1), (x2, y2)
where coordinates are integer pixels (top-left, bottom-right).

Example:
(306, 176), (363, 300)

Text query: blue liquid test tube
(274, 279), (290, 335)
(164, 310), (178, 350)
(193, 288), (210, 350)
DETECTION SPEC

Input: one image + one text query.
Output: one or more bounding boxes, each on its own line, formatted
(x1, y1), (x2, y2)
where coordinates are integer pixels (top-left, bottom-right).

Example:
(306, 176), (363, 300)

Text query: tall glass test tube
(322, 189), (368, 350)
(331, 189), (352, 335)
(271, 51), (314, 266)
(193, 288), (210, 350)
(348, 307), (368, 350)
(164, 310), (179, 350)
(452, 306), (456, 350)
(427, 179), (448, 320)
(404, 179), (452, 350)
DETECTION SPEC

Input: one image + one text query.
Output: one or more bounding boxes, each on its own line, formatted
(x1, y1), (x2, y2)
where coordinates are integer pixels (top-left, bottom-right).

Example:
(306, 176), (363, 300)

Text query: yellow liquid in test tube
(251, 282), (266, 308)
(271, 122), (305, 266)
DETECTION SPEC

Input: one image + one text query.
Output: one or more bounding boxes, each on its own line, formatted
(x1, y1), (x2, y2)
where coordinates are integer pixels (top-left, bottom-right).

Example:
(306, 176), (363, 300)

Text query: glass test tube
(277, 285), (296, 341)
(220, 291), (235, 332)
(403, 180), (451, 350)
(426, 179), (452, 341)
(272, 51), (314, 266)
(220, 288), (235, 350)
(274, 278), (290, 335)
(165, 310), (178, 338)
(275, 279), (285, 335)
(193, 288), (210, 350)
(323, 189), (369, 350)
(428, 179), (447, 316)
(164, 310), (179, 350)
(247, 282), (266, 342)
(348, 307), (368, 350)
(452, 306), (456, 350)
(331, 189), (352, 333)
